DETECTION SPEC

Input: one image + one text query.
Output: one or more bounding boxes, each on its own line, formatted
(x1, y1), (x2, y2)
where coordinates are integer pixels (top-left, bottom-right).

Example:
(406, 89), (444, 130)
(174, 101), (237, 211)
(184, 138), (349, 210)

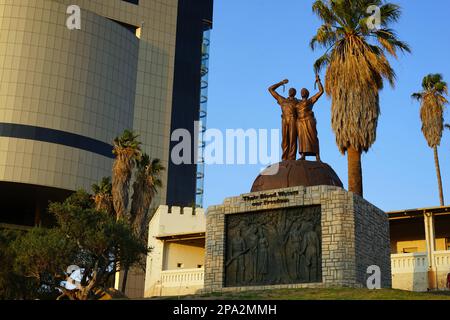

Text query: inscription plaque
(225, 206), (322, 287)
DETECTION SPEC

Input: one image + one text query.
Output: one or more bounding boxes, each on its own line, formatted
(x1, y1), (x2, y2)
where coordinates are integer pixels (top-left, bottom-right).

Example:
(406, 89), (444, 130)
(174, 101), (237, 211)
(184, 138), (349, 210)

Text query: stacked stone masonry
(203, 185), (391, 293)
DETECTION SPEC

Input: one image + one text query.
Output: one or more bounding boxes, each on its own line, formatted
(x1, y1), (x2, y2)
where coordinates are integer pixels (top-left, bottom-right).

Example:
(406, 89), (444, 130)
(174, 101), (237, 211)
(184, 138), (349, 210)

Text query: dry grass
(153, 288), (450, 301)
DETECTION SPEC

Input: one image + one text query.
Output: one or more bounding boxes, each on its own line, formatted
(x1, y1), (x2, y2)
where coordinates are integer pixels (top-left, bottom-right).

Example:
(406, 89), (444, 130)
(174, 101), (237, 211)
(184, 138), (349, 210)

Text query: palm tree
(121, 154), (164, 293)
(310, 0), (410, 196)
(111, 130), (142, 293)
(112, 130), (142, 221)
(412, 74), (448, 206)
(130, 155), (164, 239)
(92, 177), (114, 215)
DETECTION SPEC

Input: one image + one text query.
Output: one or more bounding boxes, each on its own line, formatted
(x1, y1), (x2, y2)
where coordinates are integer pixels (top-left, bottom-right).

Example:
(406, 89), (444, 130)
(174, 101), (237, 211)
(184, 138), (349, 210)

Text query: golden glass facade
(0, 0), (178, 205)
(0, 0), (214, 298)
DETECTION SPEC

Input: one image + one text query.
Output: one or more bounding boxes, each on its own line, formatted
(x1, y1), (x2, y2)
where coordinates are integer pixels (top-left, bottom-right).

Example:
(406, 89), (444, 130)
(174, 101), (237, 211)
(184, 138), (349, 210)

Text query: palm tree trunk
(433, 146), (445, 206)
(347, 146), (363, 197)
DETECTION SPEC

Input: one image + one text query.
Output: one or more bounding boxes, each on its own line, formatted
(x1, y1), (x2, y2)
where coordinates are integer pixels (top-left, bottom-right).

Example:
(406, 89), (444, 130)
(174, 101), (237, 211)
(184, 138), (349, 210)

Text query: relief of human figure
(295, 74), (324, 162)
(299, 222), (320, 282)
(256, 228), (269, 282)
(285, 222), (301, 280)
(228, 229), (247, 284)
(290, 224), (303, 280)
(272, 213), (295, 282)
(245, 225), (259, 284)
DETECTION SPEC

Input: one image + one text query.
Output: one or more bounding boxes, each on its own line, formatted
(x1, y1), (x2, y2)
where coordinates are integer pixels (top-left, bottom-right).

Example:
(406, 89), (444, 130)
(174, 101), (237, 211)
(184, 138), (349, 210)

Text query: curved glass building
(0, 0), (213, 228)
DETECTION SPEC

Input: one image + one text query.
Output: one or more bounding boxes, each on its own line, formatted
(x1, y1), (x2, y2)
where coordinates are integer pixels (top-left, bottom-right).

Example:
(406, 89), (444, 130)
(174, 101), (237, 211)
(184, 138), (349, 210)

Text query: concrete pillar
(114, 271), (120, 291)
(144, 239), (165, 296)
(424, 212), (437, 289)
(144, 206), (166, 297)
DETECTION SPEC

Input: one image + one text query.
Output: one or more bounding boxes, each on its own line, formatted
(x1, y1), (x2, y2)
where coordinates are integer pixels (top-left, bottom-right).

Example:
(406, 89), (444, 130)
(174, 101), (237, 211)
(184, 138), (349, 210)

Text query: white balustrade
(391, 252), (428, 273)
(434, 251), (450, 271)
(160, 268), (204, 288)
(391, 251), (450, 273)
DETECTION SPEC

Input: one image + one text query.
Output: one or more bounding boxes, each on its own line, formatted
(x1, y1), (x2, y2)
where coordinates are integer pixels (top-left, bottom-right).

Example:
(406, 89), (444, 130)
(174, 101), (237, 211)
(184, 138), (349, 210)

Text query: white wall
(163, 241), (205, 270)
(391, 252), (450, 291)
(144, 206), (206, 297)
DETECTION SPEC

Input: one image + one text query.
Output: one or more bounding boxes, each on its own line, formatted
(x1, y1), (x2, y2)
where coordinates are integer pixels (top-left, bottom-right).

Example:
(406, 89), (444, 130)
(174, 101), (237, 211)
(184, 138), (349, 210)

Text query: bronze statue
(295, 74), (324, 161)
(268, 79), (298, 161)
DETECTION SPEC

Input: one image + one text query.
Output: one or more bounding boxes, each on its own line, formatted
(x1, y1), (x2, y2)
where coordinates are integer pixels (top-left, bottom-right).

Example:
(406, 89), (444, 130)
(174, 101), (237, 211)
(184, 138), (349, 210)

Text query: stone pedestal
(203, 185), (391, 293)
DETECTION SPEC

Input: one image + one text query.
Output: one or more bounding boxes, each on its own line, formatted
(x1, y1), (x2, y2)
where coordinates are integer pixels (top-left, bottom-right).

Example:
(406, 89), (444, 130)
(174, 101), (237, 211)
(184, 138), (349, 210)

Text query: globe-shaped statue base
(251, 160), (343, 192)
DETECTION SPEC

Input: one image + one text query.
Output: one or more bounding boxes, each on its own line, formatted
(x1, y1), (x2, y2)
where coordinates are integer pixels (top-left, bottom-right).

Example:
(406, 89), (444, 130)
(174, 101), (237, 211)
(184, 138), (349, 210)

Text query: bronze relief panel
(225, 206), (322, 287)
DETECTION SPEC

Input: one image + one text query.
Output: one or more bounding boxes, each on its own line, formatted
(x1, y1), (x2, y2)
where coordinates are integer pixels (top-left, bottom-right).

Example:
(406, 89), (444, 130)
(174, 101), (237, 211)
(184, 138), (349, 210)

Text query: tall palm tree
(92, 177), (114, 215)
(412, 74), (448, 206)
(111, 130), (142, 293)
(121, 154), (164, 293)
(112, 130), (142, 221)
(311, 0), (410, 196)
(130, 155), (164, 240)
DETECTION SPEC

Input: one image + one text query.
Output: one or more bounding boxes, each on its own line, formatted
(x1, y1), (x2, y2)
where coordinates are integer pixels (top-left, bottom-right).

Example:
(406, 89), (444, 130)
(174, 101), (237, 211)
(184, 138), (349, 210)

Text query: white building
(144, 205), (450, 297)
(144, 206), (206, 297)
(389, 206), (450, 291)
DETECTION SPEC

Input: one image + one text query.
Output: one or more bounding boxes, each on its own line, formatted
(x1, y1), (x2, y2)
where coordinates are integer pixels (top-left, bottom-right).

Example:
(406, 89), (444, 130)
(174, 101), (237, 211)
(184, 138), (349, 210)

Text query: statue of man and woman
(268, 74), (324, 162)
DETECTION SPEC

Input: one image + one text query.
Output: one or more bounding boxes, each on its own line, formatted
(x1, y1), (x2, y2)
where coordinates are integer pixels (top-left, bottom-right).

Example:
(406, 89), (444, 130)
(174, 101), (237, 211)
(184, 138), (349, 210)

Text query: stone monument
(203, 76), (391, 293)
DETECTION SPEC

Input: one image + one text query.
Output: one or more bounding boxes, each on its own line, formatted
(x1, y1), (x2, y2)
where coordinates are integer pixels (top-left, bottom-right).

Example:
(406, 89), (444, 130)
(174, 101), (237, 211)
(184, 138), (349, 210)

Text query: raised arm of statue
(310, 75), (324, 105)
(268, 79), (288, 103)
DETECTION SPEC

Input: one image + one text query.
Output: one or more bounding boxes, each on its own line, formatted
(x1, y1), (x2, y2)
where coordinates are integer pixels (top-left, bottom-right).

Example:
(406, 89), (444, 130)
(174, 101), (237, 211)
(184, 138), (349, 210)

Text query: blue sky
(203, 0), (450, 212)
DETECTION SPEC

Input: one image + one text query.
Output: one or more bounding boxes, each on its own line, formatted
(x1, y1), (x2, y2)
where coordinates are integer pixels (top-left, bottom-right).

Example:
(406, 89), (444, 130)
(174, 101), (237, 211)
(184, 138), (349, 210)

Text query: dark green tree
(9, 190), (149, 300)
(0, 229), (39, 300)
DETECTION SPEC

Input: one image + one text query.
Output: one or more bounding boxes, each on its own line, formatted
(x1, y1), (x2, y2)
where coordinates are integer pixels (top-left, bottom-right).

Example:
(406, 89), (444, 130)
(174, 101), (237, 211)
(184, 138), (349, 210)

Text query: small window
(403, 247), (418, 253)
(109, 19), (139, 36)
(197, 265), (203, 269)
(122, 0), (139, 5)
(177, 263), (184, 268)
